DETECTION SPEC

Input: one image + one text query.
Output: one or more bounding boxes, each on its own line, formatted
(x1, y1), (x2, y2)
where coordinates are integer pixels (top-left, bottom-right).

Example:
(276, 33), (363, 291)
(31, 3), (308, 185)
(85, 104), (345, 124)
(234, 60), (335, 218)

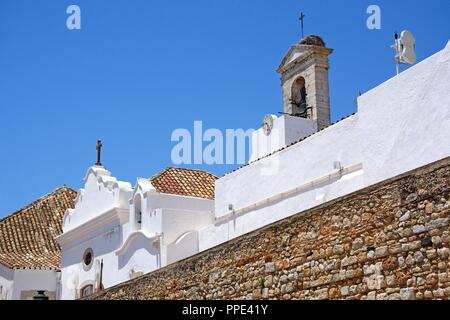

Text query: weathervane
(299, 12), (306, 38)
(95, 139), (103, 166)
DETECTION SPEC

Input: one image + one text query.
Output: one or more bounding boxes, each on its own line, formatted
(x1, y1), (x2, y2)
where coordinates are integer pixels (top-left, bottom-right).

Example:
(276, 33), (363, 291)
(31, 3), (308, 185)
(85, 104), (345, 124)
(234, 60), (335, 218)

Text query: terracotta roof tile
(0, 186), (76, 269)
(150, 168), (217, 200)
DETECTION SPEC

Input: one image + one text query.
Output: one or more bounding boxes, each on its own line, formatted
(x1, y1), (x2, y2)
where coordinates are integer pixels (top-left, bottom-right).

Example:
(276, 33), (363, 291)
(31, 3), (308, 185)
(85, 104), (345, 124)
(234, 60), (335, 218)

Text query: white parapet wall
(12, 269), (59, 300)
(199, 40), (450, 252)
(250, 115), (318, 162)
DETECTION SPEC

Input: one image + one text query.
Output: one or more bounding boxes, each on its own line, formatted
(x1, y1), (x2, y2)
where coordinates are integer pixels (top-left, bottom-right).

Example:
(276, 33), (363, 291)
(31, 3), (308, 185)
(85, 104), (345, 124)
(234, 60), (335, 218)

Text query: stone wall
(88, 157), (450, 300)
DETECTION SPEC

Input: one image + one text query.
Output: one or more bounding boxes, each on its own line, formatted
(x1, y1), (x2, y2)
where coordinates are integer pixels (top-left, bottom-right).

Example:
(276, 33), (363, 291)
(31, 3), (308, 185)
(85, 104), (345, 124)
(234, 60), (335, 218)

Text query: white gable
(62, 166), (133, 232)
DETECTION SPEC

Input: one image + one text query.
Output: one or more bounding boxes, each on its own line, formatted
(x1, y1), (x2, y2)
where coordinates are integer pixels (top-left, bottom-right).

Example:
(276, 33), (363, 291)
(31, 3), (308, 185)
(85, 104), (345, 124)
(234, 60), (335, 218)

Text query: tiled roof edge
(149, 167), (218, 181)
(0, 185), (76, 225)
(0, 259), (12, 269)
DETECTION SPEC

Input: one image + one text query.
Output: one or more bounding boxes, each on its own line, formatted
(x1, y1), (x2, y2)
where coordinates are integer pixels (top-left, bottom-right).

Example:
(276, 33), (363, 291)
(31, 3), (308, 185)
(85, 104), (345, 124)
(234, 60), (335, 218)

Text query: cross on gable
(299, 12), (306, 38)
(96, 139), (103, 166)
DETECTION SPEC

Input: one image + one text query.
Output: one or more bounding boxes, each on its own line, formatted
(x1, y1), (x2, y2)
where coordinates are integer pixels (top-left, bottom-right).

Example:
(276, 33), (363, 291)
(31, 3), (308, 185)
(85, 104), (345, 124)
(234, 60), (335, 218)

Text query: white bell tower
(277, 35), (333, 130)
(250, 35), (333, 163)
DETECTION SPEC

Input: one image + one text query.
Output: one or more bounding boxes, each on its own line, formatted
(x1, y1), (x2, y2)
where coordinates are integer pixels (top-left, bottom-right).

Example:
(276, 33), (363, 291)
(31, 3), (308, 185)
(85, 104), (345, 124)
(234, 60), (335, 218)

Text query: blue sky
(0, 0), (449, 217)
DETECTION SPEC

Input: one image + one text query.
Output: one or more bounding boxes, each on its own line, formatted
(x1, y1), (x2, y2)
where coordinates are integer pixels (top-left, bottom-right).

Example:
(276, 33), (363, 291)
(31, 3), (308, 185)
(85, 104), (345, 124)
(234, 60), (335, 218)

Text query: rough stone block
(400, 288), (416, 300)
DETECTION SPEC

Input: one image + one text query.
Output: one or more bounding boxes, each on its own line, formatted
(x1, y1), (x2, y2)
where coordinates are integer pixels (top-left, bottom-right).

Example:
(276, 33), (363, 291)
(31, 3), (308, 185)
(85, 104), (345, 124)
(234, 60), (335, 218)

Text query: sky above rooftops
(0, 0), (449, 217)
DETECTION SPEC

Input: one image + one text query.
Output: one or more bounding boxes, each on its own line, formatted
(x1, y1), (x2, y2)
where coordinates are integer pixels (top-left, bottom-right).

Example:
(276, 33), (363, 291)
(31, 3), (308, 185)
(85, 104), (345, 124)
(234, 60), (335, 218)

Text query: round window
(82, 248), (94, 271)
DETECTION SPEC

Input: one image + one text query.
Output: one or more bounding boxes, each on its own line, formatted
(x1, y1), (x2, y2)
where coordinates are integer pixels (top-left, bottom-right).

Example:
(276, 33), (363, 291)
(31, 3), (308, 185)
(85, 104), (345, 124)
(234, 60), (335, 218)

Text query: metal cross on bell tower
(299, 12), (306, 39)
(95, 139), (103, 166)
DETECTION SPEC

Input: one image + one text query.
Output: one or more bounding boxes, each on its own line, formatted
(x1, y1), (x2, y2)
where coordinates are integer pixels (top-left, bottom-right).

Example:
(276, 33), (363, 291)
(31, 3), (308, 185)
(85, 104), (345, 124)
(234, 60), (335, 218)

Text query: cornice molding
(57, 208), (129, 246)
(277, 45), (333, 74)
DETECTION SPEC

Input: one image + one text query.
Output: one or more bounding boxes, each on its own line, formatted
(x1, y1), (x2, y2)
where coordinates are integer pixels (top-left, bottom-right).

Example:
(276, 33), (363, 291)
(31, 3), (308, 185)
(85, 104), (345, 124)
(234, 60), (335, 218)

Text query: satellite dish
(399, 30), (416, 64)
(392, 30), (416, 74)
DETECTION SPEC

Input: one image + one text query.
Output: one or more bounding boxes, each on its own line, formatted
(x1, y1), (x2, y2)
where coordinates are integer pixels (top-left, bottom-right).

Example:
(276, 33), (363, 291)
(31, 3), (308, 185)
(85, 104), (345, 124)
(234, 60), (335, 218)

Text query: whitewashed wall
(1, 264), (59, 300)
(250, 115), (317, 162)
(160, 205), (213, 265)
(359, 43), (450, 187)
(59, 167), (214, 299)
(199, 40), (450, 252)
(59, 222), (124, 300)
(12, 269), (59, 300)
(166, 231), (199, 265)
(0, 264), (13, 300)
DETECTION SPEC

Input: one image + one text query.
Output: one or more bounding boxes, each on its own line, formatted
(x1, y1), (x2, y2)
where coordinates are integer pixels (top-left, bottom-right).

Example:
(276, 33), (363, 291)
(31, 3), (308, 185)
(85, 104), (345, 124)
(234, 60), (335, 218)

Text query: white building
(1, 34), (449, 300)
(0, 187), (76, 300)
(56, 165), (216, 299)
(198, 36), (450, 251)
